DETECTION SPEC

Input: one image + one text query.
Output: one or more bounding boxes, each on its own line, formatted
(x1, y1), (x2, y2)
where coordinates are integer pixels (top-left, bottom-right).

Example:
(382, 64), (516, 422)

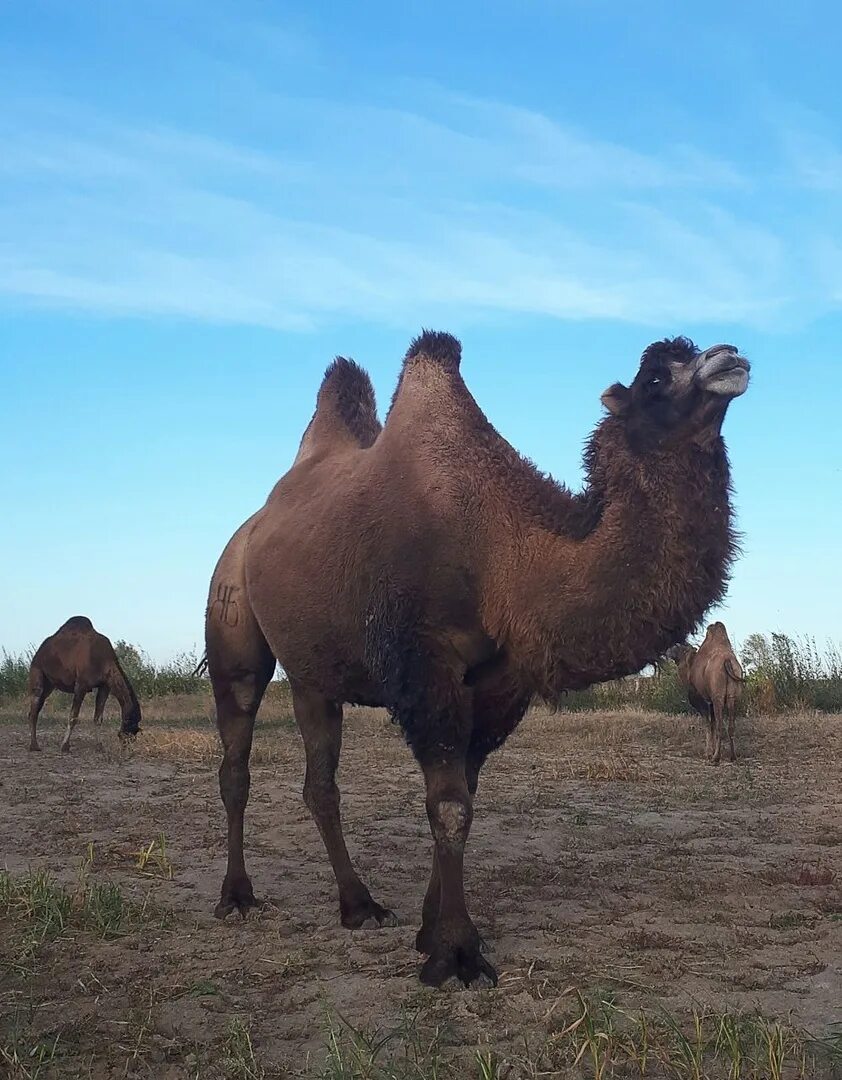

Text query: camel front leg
(61, 687), (86, 752)
(419, 758), (496, 988)
(416, 849), (441, 955)
(416, 754), (482, 955)
(93, 684), (109, 726)
(293, 685), (396, 929)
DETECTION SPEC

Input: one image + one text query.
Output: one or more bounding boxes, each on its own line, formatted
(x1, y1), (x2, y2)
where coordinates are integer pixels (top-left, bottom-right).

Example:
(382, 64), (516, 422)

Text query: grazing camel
(27, 616), (142, 752)
(672, 622), (744, 764)
(205, 332), (749, 988)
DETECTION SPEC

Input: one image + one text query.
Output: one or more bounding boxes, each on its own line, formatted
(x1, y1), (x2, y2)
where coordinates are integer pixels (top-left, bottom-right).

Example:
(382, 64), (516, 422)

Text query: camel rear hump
(294, 357), (381, 464)
(57, 615), (95, 634)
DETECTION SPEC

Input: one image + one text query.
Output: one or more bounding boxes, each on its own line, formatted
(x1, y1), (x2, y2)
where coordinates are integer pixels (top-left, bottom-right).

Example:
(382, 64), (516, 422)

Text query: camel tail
(724, 658), (745, 682)
(191, 653), (209, 679)
(319, 358), (381, 448)
(405, 330), (462, 373)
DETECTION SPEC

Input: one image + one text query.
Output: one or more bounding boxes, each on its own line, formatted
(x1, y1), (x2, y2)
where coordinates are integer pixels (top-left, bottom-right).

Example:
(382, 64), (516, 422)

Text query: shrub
(741, 633), (842, 713)
(560, 634), (842, 715)
(0, 648), (33, 700)
(112, 640), (206, 697)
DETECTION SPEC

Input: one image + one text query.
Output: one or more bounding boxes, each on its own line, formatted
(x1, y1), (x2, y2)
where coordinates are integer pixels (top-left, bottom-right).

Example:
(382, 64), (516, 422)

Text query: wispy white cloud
(0, 88), (834, 331)
(435, 95), (750, 191)
(774, 104), (842, 193)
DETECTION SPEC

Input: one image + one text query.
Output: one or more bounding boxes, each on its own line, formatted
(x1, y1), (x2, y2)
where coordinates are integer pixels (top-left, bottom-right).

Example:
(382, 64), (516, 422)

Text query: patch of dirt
(1, 702), (842, 1076)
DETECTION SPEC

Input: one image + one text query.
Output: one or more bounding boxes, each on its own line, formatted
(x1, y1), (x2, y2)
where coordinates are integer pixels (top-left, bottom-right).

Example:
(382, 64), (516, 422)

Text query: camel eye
(645, 370), (670, 391)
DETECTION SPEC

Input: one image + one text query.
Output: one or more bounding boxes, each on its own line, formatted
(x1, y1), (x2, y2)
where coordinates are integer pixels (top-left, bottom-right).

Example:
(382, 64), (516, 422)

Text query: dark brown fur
(674, 622), (744, 764)
(27, 616), (141, 752)
(205, 331), (750, 988)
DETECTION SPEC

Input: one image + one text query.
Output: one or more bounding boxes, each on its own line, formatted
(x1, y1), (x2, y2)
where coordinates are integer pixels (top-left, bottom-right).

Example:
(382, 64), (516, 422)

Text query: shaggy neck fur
(512, 415), (736, 698)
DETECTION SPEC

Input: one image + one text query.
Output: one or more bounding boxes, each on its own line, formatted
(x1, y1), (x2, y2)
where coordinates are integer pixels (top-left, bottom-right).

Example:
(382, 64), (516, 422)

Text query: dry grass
(318, 995), (842, 1079)
(3, 702), (842, 1078)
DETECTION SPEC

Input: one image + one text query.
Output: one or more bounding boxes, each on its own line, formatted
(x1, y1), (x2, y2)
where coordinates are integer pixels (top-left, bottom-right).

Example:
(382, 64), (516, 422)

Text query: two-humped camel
(27, 616), (142, 752)
(673, 621), (745, 764)
(205, 332), (749, 988)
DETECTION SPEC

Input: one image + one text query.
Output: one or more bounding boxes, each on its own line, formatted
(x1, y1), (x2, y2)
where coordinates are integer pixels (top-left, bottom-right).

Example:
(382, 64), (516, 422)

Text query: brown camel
(205, 332), (749, 988)
(27, 616), (142, 752)
(672, 622), (744, 764)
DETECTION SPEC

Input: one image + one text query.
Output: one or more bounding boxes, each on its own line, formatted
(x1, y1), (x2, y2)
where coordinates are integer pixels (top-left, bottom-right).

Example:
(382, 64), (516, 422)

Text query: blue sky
(1, 0), (840, 661)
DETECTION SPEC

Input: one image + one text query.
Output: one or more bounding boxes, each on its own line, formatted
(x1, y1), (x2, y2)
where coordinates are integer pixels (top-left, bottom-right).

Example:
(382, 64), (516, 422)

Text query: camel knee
(214, 668), (271, 717)
(429, 798), (471, 849)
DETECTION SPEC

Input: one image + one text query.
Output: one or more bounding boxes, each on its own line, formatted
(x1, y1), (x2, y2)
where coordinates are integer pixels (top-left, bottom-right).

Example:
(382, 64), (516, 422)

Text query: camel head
(703, 621), (730, 644)
(119, 699), (142, 739)
(600, 336), (750, 451)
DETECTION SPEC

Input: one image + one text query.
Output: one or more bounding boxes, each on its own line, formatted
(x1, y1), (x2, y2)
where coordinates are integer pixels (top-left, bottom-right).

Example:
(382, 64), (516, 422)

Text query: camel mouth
(696, 345), (750, 398)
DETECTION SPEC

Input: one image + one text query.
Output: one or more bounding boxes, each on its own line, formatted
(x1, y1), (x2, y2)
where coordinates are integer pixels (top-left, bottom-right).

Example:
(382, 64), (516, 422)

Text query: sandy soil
(1, 697), (841, 1077)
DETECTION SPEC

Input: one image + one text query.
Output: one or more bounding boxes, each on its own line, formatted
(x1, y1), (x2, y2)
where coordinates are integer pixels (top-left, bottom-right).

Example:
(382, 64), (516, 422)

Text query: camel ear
(601, 382), (631, 415)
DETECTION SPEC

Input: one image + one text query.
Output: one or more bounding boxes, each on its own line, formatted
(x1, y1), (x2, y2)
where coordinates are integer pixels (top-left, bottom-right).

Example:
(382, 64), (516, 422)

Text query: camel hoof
(214, 898), (258, 921)
(28, 744), (41, 752)
(214, 881), (258, 921)
(342, 899), (397, 930)
(60, 743), (71, 754)
(441, 970), (497, 991)
(419, 943), (497, 990)
(357, 909), (398, 930)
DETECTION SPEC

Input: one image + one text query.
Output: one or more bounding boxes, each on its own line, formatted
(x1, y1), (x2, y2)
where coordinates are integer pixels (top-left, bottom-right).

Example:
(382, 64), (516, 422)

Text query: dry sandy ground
(1, 695), (842, 1077)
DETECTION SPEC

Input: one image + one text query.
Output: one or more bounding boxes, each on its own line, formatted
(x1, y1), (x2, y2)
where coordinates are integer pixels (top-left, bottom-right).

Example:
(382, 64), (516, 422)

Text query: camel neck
(508, 424), (735, 700)
(109, 662), (137, 718)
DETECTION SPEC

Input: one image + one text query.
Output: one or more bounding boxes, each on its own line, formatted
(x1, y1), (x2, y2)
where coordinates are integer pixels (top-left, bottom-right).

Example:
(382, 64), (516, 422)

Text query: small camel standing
(27, 616), (142, 752)
(673, 622), (744, 764)
(205, 331), (749, 988)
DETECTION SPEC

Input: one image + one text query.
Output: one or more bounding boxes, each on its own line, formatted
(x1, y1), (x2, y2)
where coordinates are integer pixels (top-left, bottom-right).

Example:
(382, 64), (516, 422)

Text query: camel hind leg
(709, 701), (723, 766)
(727, 708), (737, 762)
(704, 703), (717, 762)
(292, 684), (396, 929)
(207, 524), (276, 919)
(27, 669), (52, 751)
(725, 687), (738, 762)
(213, 658), (274, 918)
